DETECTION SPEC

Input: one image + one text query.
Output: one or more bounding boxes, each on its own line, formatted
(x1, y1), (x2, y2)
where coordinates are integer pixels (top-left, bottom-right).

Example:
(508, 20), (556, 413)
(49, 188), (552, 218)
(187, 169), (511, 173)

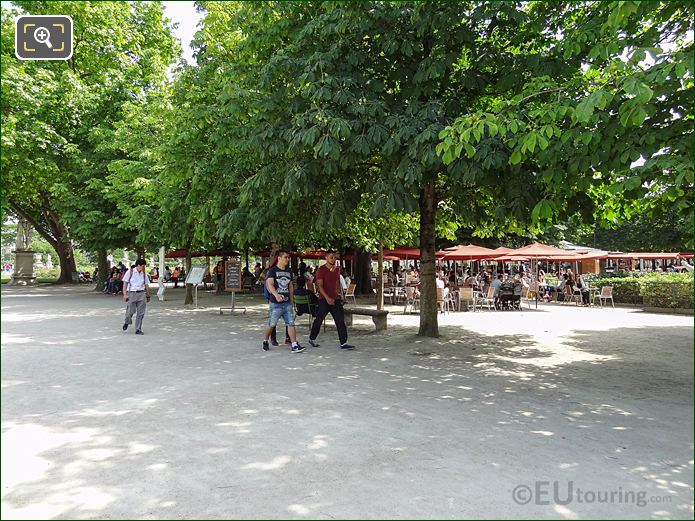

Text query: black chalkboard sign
(224, 260), (242, 292)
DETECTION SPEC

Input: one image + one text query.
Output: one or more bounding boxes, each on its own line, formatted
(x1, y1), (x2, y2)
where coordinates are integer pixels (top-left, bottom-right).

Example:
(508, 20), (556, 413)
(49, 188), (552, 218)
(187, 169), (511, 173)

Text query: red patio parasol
(437, 244), (499, 260)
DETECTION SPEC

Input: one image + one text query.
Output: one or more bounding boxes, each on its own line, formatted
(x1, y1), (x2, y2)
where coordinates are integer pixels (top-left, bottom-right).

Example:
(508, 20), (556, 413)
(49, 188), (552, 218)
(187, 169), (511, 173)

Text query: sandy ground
(1, 284), (693, 519)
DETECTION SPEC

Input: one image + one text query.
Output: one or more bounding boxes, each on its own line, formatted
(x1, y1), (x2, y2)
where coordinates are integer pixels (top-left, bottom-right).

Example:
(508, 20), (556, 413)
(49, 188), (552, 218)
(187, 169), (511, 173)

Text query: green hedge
(589, 273), (693, 308)
(591, 278), (643, 304)
(642, 279), (693, 309)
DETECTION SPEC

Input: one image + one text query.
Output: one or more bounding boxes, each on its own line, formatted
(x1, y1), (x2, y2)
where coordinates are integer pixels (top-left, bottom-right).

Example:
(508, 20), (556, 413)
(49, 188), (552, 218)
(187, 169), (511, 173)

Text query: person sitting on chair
(294, 277), (318, 317)
(490, 273), (503, 299)
(574, 275), (590, 305)
(242, 266), (255, 289)
(341, 269), (351, 288)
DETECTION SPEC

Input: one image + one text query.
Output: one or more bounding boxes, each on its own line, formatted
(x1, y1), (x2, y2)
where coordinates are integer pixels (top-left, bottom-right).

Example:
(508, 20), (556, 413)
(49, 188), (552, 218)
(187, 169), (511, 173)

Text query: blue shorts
(268, 301), (295, 328)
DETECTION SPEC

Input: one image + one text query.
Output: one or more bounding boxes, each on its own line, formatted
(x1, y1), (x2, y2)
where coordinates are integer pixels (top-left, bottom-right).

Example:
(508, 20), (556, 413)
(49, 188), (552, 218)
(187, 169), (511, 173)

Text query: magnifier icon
(33, 26), (52, 49)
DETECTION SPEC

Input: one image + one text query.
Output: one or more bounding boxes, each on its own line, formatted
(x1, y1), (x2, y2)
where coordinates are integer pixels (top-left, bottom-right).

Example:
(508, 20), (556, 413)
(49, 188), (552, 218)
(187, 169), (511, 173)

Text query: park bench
(343, 306), (389, 331)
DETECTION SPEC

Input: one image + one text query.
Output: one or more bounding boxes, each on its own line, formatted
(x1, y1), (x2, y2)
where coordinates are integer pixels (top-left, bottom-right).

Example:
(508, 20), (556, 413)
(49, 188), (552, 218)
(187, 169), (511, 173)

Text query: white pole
(157, 246), (166, 301)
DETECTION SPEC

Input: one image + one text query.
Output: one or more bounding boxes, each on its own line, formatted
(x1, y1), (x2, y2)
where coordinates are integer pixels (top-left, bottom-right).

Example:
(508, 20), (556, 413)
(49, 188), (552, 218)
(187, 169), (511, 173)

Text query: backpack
(126, 267), (146, 285)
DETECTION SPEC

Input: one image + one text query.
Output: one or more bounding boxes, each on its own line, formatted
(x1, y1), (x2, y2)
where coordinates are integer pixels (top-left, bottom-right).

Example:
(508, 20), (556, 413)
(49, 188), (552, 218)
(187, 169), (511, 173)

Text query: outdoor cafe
(373, 243), (692, 313)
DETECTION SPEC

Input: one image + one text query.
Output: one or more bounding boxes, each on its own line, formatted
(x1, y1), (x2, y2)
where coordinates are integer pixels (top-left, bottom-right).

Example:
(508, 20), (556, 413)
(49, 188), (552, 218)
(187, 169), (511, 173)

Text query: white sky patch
(162, 1), (202, 66)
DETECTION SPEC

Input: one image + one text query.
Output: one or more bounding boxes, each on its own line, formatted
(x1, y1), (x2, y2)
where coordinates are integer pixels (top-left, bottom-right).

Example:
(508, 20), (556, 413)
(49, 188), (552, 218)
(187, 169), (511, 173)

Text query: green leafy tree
(439, 1), (693, 245)
(205, 2), (567, 336)
(2, 1), (178, 283)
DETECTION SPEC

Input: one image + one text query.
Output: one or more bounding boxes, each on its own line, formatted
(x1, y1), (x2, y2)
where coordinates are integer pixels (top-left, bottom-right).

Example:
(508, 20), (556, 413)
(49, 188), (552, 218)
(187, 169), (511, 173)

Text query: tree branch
(9, 202), (58, 248)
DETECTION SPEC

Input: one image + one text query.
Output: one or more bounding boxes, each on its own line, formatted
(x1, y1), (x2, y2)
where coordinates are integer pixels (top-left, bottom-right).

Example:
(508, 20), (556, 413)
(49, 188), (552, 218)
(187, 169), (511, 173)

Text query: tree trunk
(10, 202), (77, 284)
(184, 250), (193, 305)
(94, 249), (108, 291)
(268, 242), (281, 268)
(376, 242), (384, 310)
(260, 242), (282, 284)
(290, 244), (298, 275)
(418, 179), (439, 337)
(55, 239), (78, 284)
(136, 247), (145, 260)
(353, 248), (373, 295)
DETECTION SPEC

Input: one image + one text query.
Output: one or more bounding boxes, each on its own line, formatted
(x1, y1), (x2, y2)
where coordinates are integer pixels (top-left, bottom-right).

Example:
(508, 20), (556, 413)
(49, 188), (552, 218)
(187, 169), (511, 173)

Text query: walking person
(262, 250), (304, 353)
(308, 251), (354, 350)
(171, 266), (180, 288)
(262, 255), (291, 346)
(122, 259), (151, 335)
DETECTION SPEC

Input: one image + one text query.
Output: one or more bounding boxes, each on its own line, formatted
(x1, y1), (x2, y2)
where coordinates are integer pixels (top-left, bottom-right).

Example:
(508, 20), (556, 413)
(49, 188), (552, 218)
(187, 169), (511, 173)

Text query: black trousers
(271, 326), (290, 343)
(310, 299), (348, 345)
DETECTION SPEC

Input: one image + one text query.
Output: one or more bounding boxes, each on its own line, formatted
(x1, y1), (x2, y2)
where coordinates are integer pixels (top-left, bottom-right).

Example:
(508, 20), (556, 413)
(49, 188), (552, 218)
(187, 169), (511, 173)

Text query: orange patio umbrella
(341, 253), (400, 261)
(384, 247), (422, 260)
(499, 242), (572, 259)
(438, 244), (499, 260)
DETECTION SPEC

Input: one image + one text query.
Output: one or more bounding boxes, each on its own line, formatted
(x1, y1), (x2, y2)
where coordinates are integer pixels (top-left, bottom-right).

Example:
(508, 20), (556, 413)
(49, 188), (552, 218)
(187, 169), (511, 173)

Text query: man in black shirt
(262, 250), (304, 353)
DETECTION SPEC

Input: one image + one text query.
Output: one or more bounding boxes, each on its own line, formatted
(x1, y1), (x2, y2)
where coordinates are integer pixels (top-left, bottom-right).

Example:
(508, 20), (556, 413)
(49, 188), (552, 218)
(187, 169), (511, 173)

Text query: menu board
(185, 266), (205, 286)
(224, 260), (242, 292)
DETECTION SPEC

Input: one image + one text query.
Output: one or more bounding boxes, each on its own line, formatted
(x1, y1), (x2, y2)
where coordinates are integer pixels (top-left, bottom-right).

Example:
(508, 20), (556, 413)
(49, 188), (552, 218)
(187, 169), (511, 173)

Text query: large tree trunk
(376, 242), (384, 310)
(10, 202), (77, 284)
(418, 179), (439, 337)
(55, 238), (78, 284)
(353, 248), (373, 295)
(288, 244), (298, 275)
(94, 249), (108, 291)
(184, 249), (193, 305)
(268, 242), (281, 268)
(260, 242), (282, 284)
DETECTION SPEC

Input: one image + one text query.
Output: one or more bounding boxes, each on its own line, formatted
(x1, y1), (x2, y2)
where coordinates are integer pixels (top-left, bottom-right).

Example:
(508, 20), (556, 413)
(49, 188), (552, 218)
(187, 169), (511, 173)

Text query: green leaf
(526, 132), (537, 153)
(624, 176), (642, 190)
(620, 106), (636, 127)
(632, 107), (647, 126)
(464, 143), (476, 158)
(575, 98), (595, 123)
(531, 200), (553, 222)
(509, 148), (522, 165)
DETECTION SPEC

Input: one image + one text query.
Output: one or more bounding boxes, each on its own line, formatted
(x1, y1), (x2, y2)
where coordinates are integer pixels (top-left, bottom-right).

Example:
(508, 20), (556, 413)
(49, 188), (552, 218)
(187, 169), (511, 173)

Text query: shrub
(641, 275), (693, 309)
(590, 277), (643, 304)
(589, 273), (693, 308)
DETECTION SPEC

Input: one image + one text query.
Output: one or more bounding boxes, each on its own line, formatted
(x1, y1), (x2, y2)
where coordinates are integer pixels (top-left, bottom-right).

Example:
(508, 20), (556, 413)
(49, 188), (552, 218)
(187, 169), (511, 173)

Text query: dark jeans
(310, 299), (348, 345)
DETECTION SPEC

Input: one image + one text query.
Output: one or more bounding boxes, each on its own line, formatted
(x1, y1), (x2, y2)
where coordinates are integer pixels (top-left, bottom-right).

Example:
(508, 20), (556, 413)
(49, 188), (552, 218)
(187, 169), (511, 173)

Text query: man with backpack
(122, 259), (151, 335)
(262, 250), (304, 353)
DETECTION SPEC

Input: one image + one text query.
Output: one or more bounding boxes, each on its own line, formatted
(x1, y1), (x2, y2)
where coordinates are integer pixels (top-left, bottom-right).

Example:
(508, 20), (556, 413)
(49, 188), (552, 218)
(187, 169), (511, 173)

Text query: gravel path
(2, 285), (692, 519)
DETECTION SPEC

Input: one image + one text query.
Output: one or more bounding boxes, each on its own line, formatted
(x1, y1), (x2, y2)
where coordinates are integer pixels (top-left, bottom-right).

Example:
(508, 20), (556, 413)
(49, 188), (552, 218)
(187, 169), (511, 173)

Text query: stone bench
(343, 306), (389, 331)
